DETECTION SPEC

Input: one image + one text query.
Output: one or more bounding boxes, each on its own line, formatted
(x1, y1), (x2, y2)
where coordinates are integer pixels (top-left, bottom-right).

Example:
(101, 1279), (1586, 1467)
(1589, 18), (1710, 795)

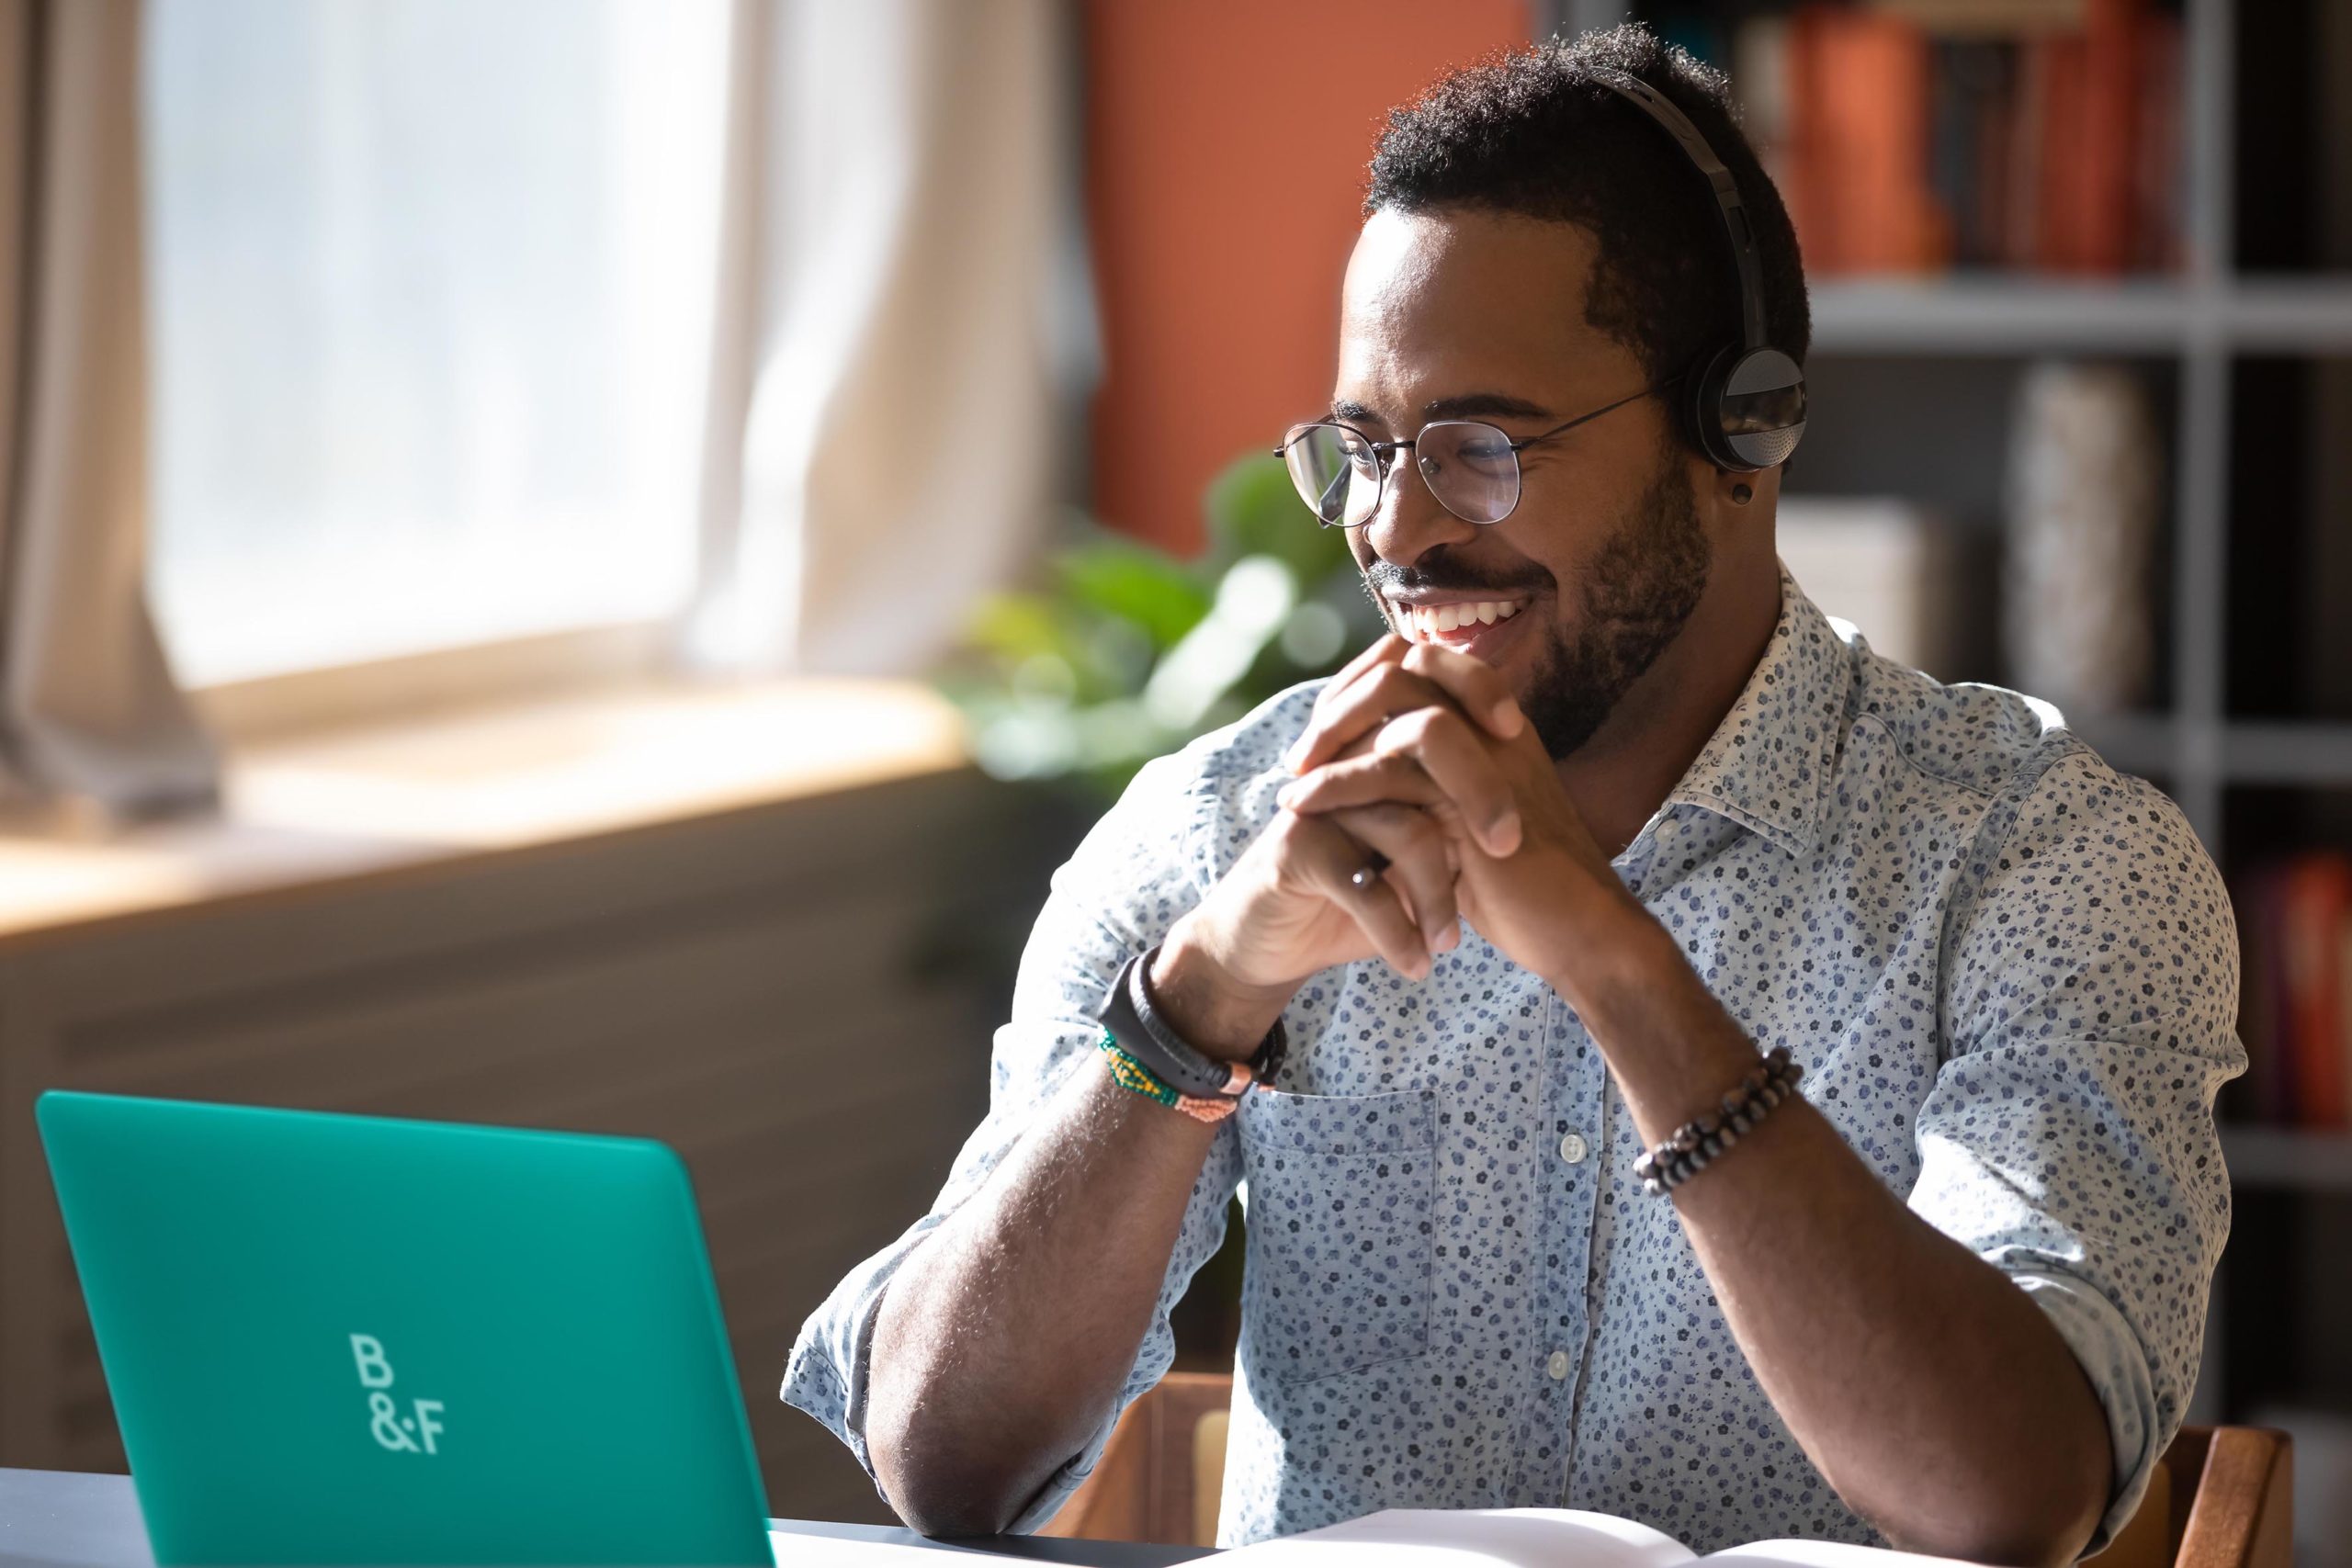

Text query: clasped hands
(1170, 633), (1648, 1023)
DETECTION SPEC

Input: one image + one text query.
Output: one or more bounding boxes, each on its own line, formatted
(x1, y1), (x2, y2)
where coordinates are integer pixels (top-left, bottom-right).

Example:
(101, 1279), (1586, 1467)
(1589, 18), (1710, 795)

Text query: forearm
(1563, 910), (2111, 1565)
(865, 1057), (1221, 1536)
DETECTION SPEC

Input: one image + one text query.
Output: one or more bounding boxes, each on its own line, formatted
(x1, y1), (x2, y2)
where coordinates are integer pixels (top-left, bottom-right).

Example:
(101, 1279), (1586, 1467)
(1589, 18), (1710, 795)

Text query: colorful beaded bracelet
(1633, 1044), (1804, 1197)
(1096, 1032), (1243, 1124)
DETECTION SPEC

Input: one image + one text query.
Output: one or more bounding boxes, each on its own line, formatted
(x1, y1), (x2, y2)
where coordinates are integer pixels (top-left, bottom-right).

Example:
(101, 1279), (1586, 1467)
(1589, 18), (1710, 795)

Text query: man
(785, 27), (2240, 1564)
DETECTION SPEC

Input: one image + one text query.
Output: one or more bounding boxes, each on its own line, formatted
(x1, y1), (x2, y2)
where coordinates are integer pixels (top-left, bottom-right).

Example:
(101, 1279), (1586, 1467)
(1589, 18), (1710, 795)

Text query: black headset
(1587, 68), (1806, 473)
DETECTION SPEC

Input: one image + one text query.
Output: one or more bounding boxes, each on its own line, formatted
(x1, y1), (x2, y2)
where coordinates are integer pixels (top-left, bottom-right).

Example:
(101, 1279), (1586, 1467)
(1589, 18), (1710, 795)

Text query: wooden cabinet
(0, 765), (1039, 1526)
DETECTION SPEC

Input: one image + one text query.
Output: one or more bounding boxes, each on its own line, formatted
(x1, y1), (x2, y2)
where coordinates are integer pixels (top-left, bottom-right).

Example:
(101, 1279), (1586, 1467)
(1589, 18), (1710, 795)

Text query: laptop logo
(349, 1333), (447, 1455)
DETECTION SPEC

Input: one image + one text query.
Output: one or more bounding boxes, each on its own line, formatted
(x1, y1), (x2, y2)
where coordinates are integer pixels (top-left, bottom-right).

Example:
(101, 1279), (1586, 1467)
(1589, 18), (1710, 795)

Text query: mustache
(1361, 558), (1551, 598)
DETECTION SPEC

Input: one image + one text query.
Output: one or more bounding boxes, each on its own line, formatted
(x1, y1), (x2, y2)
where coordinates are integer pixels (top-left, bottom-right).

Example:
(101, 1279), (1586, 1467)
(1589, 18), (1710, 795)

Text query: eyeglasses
(1274, 382), (1669, 529)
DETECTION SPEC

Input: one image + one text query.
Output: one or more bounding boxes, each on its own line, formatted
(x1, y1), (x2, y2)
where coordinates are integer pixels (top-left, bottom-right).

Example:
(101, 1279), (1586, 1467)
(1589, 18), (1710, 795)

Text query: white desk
(0, 1468), (1215, 1567)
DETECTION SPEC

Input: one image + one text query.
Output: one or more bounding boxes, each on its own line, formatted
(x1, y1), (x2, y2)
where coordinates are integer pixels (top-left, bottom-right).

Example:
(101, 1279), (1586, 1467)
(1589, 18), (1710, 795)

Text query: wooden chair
(1039, 1372), (1236, 1550)
(1041, 1373), (2293, 1566)
(2089, 1426), (2295, 1568)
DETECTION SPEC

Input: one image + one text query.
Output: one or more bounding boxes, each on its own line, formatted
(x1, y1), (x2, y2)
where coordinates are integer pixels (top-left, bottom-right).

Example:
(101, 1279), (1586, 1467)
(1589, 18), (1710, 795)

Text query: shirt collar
(1655, 561), (1851, 861)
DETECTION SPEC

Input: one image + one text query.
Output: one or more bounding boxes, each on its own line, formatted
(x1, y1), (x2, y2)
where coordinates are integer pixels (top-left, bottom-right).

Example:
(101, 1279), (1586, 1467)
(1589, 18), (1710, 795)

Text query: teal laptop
(36, 1090), (778, 1566)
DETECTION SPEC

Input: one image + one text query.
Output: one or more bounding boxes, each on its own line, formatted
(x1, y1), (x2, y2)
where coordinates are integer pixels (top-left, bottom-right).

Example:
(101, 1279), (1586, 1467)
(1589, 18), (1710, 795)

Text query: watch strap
(1095, 947), (1281, 1099)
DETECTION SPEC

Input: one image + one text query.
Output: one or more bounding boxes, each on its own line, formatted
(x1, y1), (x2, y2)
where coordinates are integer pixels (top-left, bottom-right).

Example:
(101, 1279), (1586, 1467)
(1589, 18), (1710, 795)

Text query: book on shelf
(1216, 1506), (1981, 1568)
(2236, 850), (2352, 1130)
(1774, 497), (1964, 680)
(2002, 362), (2159, 718)
(1747, 0), (2181, 276)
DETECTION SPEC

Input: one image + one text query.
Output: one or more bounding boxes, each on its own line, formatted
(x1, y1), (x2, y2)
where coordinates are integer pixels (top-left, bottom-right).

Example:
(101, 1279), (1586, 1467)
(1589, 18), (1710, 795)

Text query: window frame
(188, 618), (692, 747)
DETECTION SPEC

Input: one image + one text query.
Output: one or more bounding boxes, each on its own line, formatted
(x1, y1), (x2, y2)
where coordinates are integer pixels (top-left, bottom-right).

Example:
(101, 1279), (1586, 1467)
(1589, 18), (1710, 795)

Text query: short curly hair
(1365, 23), (1810, 395)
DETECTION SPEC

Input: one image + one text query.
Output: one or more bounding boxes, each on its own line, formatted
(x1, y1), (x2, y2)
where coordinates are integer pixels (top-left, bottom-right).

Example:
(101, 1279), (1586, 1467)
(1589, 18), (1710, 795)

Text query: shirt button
(1546, 1349), (1571, 1381)
(1557, 1132), (1589, 1165)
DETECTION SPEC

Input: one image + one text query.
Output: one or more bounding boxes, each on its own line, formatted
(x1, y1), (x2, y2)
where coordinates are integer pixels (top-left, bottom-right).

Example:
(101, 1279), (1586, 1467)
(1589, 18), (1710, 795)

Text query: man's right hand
(1149, 637), (1525, 1059)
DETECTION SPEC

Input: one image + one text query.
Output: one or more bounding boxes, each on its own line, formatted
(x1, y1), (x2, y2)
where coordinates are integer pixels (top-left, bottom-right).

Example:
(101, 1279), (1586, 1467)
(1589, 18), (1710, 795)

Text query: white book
(1213, 1507), (1978, 1568)
(771, 1529), (983, 1563)
(1772, 499), (1961, 681)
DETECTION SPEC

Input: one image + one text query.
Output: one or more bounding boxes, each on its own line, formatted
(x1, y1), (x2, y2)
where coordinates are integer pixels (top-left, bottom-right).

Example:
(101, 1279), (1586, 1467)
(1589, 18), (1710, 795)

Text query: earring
(1731, 483), (1753, 505)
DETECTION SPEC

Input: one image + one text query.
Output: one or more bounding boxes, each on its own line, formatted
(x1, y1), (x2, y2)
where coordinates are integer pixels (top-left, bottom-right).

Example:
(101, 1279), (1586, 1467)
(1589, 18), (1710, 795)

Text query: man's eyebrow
(1424, 391), (1555, 422)
(1328, 392), (1558, 426)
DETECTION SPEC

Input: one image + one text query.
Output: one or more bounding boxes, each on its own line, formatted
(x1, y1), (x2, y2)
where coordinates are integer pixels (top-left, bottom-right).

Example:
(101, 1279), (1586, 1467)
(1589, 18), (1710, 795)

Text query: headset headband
(1585, 68), (1767, 354)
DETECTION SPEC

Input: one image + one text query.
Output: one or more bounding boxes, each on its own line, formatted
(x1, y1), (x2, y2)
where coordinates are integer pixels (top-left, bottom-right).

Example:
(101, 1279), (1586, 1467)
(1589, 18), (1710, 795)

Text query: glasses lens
(1416, 422), (1521, 524)
(1283, 423), (1381, 527)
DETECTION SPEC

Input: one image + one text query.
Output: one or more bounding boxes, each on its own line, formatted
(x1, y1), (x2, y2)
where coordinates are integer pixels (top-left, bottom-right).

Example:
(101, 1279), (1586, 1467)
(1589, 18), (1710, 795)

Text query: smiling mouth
(1389, 596), (1532, 649)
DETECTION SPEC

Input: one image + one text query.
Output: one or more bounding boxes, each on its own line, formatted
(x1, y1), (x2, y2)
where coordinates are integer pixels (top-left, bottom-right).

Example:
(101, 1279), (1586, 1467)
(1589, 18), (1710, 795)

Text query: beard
(1514, 446), (1721, 761)
(1517, 447), (1713, 759)
(1357, 440), (1713, 760)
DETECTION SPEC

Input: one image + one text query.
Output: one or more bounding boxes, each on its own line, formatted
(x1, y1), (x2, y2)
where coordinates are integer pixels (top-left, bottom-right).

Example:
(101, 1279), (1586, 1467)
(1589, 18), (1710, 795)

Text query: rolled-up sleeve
(779, 739), (1255, 1529)
(1915, 750), (2245, 1554)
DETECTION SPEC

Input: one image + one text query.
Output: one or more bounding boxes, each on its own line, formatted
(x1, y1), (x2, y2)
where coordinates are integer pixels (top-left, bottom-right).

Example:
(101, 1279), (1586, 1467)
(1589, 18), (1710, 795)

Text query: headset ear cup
(1713, 345), (1808, 472)
(1685, 343), (1746, 470)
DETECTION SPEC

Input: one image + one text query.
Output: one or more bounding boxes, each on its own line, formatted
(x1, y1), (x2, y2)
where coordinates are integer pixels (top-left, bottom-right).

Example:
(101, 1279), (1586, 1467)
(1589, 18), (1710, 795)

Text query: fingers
(1283, 634), (1408, 772)
(1277, 706), (1523, 856)
(1331, 803), (1461, 961)
(1288, 650), (1524, 777)
(1398, 641), (1524, 743)
(1281, 805), (1459, 977)
(1375, 706), (1523, 855)
(1279, 750), (1453, 816)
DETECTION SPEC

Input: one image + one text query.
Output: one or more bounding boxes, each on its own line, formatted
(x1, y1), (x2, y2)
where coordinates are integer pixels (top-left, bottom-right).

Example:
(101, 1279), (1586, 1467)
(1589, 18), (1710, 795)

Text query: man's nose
(1362, 449), (1480, 569)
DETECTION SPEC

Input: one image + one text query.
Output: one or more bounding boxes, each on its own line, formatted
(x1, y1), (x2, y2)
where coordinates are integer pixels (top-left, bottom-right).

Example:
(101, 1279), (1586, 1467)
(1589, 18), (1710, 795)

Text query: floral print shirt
(783, 564), (2243, 1554)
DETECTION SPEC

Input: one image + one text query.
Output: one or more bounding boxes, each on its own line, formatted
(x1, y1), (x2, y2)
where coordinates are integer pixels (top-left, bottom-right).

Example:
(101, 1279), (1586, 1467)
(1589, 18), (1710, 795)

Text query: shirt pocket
(1237, 1085), (1438, 1386)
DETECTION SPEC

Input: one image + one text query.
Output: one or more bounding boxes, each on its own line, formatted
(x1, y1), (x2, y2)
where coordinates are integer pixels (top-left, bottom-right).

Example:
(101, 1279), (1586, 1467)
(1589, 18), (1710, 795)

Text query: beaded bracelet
(1633, 1044), (1804, 1197)
(1096, 1032), (1243, 1124)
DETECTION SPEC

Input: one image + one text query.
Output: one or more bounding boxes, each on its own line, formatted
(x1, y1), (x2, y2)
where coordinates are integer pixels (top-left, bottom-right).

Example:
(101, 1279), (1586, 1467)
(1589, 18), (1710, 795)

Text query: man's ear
(1699, 459), (1746, 514)
(1700, 459), (1783, 529)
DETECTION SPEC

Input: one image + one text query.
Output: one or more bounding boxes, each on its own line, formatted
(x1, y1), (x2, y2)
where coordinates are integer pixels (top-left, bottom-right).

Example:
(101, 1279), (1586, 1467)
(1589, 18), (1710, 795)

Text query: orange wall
(1082, 0), (1534, 554)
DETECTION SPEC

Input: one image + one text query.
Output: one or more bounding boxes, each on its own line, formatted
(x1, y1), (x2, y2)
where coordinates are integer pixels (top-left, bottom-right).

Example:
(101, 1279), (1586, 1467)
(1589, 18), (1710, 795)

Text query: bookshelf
(1809, 277), (2352, 355)
(1538, 0), (2352, 1454)
(2222, 1124), (2352, 1194)
(1536, 0), (2352, 861)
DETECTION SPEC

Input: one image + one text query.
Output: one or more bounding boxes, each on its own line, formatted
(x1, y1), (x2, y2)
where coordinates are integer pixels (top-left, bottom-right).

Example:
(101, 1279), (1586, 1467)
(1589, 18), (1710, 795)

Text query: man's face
(1335, 207), (1714, 760)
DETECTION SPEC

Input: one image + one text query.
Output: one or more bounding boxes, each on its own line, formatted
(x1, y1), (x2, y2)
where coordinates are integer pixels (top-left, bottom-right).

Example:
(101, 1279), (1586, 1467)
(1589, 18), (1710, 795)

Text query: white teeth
(1395, 600), (1526, 639)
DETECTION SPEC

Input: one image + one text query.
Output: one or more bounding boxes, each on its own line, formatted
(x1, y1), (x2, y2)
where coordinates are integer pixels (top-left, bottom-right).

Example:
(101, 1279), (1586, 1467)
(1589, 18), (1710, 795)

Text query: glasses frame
(1273, 380), (1675, 529)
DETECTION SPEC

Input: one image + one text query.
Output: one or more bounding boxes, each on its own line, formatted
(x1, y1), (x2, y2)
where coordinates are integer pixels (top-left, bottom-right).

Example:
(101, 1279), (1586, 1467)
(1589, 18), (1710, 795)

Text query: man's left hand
(1275, 636), (1647, 987)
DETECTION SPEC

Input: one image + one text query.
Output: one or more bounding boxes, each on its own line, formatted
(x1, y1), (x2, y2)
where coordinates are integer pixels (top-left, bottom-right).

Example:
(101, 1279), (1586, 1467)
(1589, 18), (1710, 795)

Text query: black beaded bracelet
(1632, 1045), (1804, 1197)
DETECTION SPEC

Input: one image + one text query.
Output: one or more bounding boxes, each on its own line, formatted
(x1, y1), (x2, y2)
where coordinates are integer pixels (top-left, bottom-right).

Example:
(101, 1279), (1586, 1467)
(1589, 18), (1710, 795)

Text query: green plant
(938, 452), (1384, 797)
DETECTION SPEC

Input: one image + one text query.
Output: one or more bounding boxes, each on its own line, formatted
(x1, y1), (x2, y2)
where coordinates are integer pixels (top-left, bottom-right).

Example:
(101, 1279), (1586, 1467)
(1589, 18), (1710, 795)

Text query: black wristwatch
(1095, 946), (1287, 1097)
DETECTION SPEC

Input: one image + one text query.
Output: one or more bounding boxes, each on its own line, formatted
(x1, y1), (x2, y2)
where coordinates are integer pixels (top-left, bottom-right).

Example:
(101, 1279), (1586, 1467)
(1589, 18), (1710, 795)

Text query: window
(143, 0), (730, 688)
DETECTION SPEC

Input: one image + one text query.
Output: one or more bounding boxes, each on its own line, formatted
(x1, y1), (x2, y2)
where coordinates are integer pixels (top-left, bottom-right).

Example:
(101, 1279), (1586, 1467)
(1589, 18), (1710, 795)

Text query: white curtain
(683, 0), (1084, 679)
(0, 0), (217, 818)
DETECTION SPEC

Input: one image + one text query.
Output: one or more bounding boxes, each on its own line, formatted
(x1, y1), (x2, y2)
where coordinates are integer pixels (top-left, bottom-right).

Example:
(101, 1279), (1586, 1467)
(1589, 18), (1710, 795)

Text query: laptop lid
(37, 1090), (775, 1566)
